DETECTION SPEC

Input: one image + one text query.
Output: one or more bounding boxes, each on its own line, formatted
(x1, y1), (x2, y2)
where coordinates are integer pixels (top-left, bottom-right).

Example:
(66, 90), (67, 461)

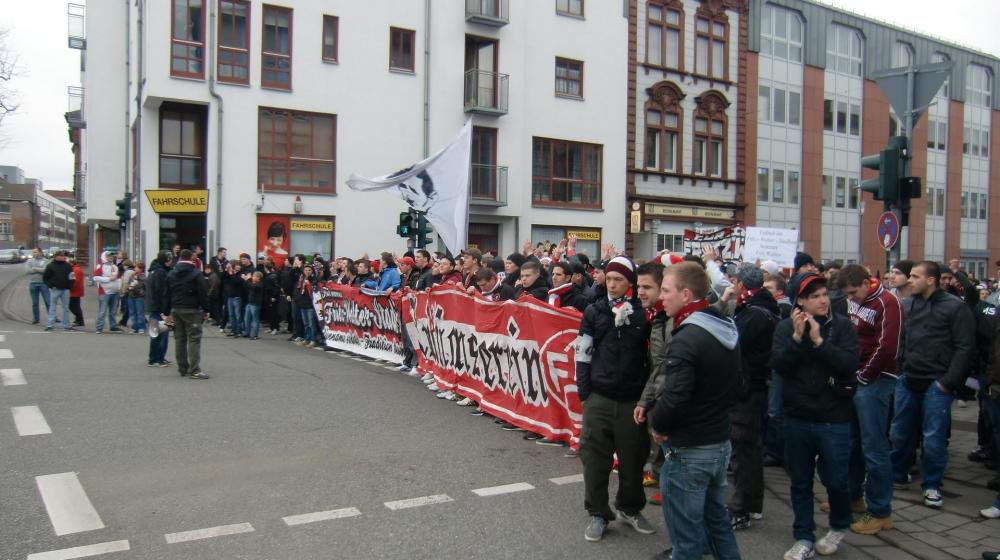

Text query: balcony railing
(465, 0), (509, 27)
(464, 69), (509, 115)
(67, 86), (85, 128)
(68, 4), (86, 49)
(469, 164), (508, 206)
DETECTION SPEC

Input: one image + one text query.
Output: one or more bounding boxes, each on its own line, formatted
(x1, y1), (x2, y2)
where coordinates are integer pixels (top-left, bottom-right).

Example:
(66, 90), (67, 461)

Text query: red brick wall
(742, 52), (758, 226)
(800, 65), (825, 257)
(861, 80), (890, 272)
(945, 100), (965, 262)
(908, 113), (928, 260)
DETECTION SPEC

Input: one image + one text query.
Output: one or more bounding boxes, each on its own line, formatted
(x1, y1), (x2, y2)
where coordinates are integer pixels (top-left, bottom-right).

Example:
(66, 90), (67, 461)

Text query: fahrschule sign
(144, 189), (210, 213)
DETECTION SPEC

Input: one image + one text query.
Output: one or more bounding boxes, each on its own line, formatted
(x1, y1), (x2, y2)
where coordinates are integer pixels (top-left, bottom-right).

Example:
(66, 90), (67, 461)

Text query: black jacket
(145, 260), (170, 315)
(574, 295), (650, 402)
(263, 269), (281, 302)
(900, 288), (976, 392)
(222, 270), (246, 299)
(415, 266), (435, 290)
(651, 307), (741, 447)
(245, 280), (264, 307)
(772, 313), (859, 423)
(735, 289), (780, 392)
(516, 281), (550, 302)
(43, 260), (74, 290)
(549, 282), (589, 312)
(163, 262), (209, 314)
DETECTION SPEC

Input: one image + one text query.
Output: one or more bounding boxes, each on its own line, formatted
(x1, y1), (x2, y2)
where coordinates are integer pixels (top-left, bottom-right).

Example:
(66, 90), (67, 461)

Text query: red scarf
(548, 283), (574, 307)
(736, 287), (760, 309)
(645, 299), (664, 322)
(673, 299), (710, 327)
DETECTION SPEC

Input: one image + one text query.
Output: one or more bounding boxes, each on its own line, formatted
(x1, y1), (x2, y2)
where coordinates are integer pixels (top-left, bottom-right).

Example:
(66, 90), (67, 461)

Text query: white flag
(347, 121), (471, 255)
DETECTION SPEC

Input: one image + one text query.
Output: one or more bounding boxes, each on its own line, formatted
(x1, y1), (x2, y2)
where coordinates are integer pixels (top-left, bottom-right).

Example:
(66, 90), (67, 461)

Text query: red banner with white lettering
(313, 282), (406, 362)
(402, 285), (584, 445)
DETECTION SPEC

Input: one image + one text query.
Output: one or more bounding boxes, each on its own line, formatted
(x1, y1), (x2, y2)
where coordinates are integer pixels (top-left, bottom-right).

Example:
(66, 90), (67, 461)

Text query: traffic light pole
(887, 62), (915, 274)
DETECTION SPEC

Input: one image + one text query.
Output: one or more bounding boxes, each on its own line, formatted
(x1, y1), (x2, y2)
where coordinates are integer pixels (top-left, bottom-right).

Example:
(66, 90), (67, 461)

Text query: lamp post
(20, 200), (37, 249)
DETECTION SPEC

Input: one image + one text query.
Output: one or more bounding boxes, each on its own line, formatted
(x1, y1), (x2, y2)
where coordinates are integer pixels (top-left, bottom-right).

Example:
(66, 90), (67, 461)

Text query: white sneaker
(427, 383), (439, 391)
(435, 390), (455, 399)
(750, 512), (763, 520)
(784, 540), (816, 560)
(981, 506), (1000, 519)
(923, 489), (943, 508)
(405, 369), (420, 377)
(456, 397), (475, 406)
(815, 529), (846, 555)
(421, 373), (434, 383)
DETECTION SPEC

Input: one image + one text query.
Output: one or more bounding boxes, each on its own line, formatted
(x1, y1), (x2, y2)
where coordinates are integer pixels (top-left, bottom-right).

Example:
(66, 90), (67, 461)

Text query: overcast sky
(0, 1), (997, 190)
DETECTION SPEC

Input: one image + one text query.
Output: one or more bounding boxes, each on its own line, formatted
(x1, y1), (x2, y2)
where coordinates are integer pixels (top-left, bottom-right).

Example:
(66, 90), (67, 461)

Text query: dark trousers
(580, 392), (650, 520)
(69, 297), (84, 326)
(172, 308), (204, 375)
(401, 323), (416, 367)
(729, 389), (766, 515)
(265, 298), (280, 331)
(118, 295), (130, 326)
(785, 417), (853, 544)
(291, 301), (304, 338)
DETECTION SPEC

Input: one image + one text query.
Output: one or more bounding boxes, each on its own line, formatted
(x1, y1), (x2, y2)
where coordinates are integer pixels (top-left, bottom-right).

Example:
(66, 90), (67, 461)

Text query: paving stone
(928, 512), (976, 530)
(917, 520), (951, 533)
(881, 532), (962, 560)
(860, 546), (921, 560)
(961, 521), (998, 538)
(941, 546), (984, 560)
(913, 531), (965, 549)
(893, 521), (923, 533)
(843, 531), (883, 547)
(895, 507), (924, 521)
(978, 536), (1000, 550)
(947, 526), (988, 543)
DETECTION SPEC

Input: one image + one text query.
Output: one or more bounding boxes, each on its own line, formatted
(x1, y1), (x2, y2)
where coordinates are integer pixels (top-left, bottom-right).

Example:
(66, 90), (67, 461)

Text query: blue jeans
(227, 296), (243, 335)
(849, 376), (895, 517)
(300, 308), (317, 341)
(784, 417), (853, 544)
(890, 377), (954, 490)
(96, 293), (120, 332)
(764, 373), (784, 462)
(660, 441), (742, 560)
(47, 288), (70, 329)
(147, 312), (169, 364)
(244, 304), (261, 338)
(128, 298), (146, 331)
(29, 282), (50, 322)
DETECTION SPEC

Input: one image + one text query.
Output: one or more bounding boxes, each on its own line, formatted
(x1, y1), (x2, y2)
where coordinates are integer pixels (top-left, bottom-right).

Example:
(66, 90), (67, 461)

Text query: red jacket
(847, 280), (903, 385)
(70, 264), (85, 297)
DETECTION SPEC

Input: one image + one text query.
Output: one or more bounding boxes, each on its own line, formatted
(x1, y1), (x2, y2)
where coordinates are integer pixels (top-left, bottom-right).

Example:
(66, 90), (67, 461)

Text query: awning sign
(290, 220), (333, 232)
(144, 189), (209, 213)
(566, 230), (600, 240)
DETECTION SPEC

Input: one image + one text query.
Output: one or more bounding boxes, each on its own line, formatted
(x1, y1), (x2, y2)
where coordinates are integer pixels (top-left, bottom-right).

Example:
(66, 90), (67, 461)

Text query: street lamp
(20, 200), (37, 249)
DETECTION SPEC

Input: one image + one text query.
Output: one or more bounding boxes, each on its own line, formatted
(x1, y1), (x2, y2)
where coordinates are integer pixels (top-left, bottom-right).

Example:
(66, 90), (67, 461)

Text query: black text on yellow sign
(290, 220), (333, 232)
(144, 189), (210, 213)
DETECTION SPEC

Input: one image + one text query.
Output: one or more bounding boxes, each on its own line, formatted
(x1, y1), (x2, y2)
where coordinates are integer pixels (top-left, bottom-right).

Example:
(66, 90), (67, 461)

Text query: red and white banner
(402, 285), (584, 445)
(313, 282), (406, 362)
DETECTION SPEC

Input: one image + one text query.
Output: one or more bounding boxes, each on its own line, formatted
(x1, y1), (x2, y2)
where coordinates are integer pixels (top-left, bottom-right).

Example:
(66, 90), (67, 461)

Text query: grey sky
(0, 1), (997, 190)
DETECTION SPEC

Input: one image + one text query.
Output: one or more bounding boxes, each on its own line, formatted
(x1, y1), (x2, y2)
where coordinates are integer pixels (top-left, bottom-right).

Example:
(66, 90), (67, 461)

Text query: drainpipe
(135, 0), (145, 260)
(208, 0), (224, 254)
(124, 0), (131, 256)
(423, 0), (431, 158)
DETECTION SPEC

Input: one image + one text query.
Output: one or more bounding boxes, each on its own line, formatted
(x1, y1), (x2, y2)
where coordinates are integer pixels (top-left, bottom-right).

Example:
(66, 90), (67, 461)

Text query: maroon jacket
(847, 280), (904, 385)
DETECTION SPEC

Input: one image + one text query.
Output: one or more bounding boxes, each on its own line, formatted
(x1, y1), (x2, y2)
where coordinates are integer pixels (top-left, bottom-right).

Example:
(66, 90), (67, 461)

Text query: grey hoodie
(26, 256), (48, 282)
(684, 310), (739, 350)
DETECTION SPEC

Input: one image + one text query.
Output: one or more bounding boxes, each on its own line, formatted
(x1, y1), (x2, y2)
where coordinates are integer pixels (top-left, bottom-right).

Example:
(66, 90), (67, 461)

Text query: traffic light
(415, 213), (433, 248)
(860, 136), (906, 203)
(115, 193), (132, 230)
(396, 211), (415, 237)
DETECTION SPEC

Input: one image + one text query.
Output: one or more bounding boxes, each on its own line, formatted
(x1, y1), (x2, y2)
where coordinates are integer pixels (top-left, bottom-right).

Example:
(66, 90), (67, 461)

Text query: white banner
(743, 226), (799, 267)
(347, 121), (472, 255)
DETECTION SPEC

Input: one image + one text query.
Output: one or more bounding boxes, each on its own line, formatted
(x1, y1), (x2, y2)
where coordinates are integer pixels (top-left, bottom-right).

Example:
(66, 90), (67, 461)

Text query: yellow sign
(144, 189), (209, 213)
(566, 230), (601, 240)
(645, 203), (734, 221)
(290, 220), (333, 232)
(630, 211), (642, 233)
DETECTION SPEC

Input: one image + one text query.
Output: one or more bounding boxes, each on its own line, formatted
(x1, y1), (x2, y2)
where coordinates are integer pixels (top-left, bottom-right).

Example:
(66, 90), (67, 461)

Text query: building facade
(76, 0), (628, 266)
(0, 178), (79, 252)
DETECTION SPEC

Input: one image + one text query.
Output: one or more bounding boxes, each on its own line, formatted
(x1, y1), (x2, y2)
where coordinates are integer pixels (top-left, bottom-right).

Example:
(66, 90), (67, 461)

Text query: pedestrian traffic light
(396, 211), (415, 238)
(415, 213), (433, 248)
(115, 193), (132, 230)
(860, 136), (906, 203)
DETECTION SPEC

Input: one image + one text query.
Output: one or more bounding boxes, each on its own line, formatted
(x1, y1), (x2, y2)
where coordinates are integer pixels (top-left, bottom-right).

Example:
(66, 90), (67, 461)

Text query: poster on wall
(682, 226), (746, 262)
(256, 215), (291, 269)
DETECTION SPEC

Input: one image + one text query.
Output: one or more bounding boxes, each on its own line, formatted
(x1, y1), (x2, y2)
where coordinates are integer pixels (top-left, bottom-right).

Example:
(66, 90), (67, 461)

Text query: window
(159, 105), (205, 187)
(981, 193), (989, 220)
(647, 3), (682, 69)
(695, 15), (727, 79)
(0, 222), (10, 235)
(171, 0), (205, 78)
(761, 4), (803, 62)
(971, 191), (979, 218)
(258, 107), (337, 193)
(772, 169), (785, 203)
(836, 101), (847, 134)
(788, 171), (800, 204)
(758, 86), (771, 121)
(824, 99), (833, 131)
(217, 0), (249, 84)
(822, 175), (832, 207)
(555, 57), (583, 98)
(932, 53), (950, 97)
(693, 92), (728, 177)
(961, 192), (968, 218)
(835, 176), (846, 208)
(935, 188), (945, 217)
(757, 167), (770, 201)
(893, 42), (913, 68)
(655, 234), (684, 253)
(826, 25), (862, 76)
(849, 104), (860, 136)
(532, 137), (602, 208)
(644, 108), (679, 171)
(773, 88), (785, 123)
(262, 5), (292, 89)
(471, 126), (498, 200)
(966, 65), (993, 107)
(556, 0), (583, 17)
(964, 126), (970, 154)
(389, 27), (415, 72)
(849, 178), (859, 209)
(322, 15), (339, 62)
(789, 92), (801, 126)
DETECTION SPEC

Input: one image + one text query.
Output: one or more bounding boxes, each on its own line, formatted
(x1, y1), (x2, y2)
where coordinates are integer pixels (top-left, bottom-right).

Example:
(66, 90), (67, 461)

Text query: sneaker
(982, 553), (1000, 560)
(427, 383), (439, 391)
(923, 489), (943, 508)
(893, 474), (912, 490)
(470, 408), (486, 416)
(523, 432), (544, 441)
(618, 511), (655, 535)
(64, 327), (76, 332)
(219, 327), (226, 332)
(584, 516), (608, 542)
(731, 512), (751, 531)
(981, 506), (1000, 519)
(564, 447), (579, 458)
(421, 373), (434, 383)
(306, 341), (316, 348)
(109, 327), (123, 333)
(784, 540), (816, 560)
(500, 422), (524, 432)
(188, 372), (210, 380)
(147, 362), (159, 367)
(397, 365), (412, 373)
(648, 492), (662, 505)
(435, 390), (455, 399)
(970, 446), (992, 463)
(44, 326), (53, 331)
(136, 329), (145, 334)
(161, 359), (173, 366)
(536, 438), (564, 447)
(815, 529), (847, 555)
(156, 362), (170, 368)
(295, 340), (306, 346)
(31, 320), (39, 325)
(850, 512), (894, 535)
(643, 471), (658, 487)
(455, 397), (475, 406)
(750, 512), (763, 520)
(250, 336), (259, 340)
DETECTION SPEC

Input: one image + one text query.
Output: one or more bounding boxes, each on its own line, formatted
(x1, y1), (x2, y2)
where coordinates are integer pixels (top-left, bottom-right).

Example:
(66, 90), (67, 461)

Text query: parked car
(0, 248), (22, 264)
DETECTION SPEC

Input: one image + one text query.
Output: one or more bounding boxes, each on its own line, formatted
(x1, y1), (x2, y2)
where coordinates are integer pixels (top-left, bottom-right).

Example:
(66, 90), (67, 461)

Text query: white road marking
(13, 405), (52, 435)
(471, 482), (535, 497)
(282, 507), (362, 526)
(165, 522), (255, 544)
(1, 367), (25, 385)
(549, 474), (585, 485)
(384, 494), (453, 510)
(26, 540), (130, 560)
(0, 349), (12, 358)
(35, 473), (105, 535)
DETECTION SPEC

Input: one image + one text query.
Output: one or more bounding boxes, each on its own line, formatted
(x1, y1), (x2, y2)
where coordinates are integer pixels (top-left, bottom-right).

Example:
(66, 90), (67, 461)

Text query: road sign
(872, 61), (951, 133)
(877, 211), (900, 251)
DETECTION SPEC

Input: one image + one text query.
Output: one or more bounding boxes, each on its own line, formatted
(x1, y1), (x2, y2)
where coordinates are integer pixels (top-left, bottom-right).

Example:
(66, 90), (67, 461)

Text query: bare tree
(0, 28), (20, 128)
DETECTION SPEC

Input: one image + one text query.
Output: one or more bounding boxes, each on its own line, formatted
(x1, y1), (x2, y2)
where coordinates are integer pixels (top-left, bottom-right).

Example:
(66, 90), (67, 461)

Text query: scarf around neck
(609, 288), (635, 327)
(645, 299), (665, 322)
(673, 299), (710, 327)
(736, 287), (760, 309)
(547, 282), (574, 307)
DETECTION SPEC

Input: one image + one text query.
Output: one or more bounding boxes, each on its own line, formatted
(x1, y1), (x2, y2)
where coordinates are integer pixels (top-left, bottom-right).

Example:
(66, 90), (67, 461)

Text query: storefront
(256, 214), (335, 267)
(467, 222), (500, 256)
(530, 225), (601, 259)
(630, 201), (737, 258)
(144, 188), (209, 254)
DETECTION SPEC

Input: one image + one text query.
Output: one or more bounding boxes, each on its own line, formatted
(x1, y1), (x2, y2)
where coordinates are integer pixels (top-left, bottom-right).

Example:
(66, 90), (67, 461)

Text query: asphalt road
(0, 263), (873, 560)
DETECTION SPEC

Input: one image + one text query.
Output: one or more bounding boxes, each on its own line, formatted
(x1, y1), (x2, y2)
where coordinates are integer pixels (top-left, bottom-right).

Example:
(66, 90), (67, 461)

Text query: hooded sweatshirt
(650, 307), (741, 447)
(92, 252), (121, 295)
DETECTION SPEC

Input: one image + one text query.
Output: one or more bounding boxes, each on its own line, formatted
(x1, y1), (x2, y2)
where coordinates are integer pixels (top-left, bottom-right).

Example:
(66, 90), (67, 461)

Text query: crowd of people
(22, 238), (1000, 560)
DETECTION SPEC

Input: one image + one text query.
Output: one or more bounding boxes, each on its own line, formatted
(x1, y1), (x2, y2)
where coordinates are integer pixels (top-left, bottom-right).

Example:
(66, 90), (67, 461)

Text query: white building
(77, 0), (628, 265)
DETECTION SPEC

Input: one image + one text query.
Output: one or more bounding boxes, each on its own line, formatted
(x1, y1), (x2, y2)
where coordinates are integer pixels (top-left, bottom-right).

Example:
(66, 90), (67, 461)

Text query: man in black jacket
(515, 260), (550, 302)
(163, 249), (211, 379)
(574, 256), (654, 542)
(890, 261), (976, 509)
(650, 261), (742, 560)
(474, 268), (516, 301)
(547, 261), (588, 312)
(414, 250), (435, 290)
(145, 251), (173, 367)
(728, 262), (780, 531)
(43, 251), (75, 332)
(772, 274), (859, 559)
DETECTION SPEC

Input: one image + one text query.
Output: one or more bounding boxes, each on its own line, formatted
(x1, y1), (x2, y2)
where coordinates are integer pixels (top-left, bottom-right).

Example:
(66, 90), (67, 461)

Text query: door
(471, 126), (497, 200)
(465, 35), (498, 108)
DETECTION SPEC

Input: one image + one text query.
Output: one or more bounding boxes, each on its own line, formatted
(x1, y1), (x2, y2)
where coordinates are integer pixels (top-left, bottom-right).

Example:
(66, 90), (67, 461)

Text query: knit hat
(735, 262), (765, 290)
(793, 252), (815, 272)
(506, 253), (526, 268)
(400, 256), (416, 266)
(892, 260), (914, 277)
(239, 252), (251, 260)
(604, 256), (637, 285)
(760, 260), (780, 276)
(659, 253), (685, 267)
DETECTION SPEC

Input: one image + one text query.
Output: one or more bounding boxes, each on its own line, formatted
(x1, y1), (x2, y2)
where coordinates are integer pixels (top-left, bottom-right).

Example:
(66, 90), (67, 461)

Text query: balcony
(68, 4), (85, 49)
(465, 0), (508, 27)
(464, 69), (508, 115)
(469, 164), (508, 206)
(66, 87), (85, 128)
